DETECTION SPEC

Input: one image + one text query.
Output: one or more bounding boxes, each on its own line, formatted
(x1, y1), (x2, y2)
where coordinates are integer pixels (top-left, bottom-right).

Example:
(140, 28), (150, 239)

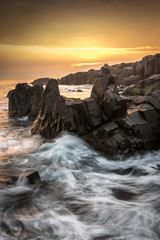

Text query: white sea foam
(0, 82), (160, 239)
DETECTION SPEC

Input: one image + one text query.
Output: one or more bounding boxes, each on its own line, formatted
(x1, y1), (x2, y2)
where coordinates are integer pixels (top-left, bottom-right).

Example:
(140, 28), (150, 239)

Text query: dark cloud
(0, 0), (160, 47)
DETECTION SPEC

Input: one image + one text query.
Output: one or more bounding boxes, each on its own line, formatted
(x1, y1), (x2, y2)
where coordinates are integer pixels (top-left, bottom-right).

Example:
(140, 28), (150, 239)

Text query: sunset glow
(0, 0), (160, 80)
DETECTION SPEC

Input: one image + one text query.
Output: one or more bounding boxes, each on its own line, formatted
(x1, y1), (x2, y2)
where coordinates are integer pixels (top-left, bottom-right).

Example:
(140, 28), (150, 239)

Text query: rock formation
(31, 54), (160, 88)
(31, 66), (127, 139)
(58, 69), (100, 85)
(31, 77), (54, 86)
(31, 64), (160, 157)
(8, 53), (160, 157)
(8, 83), (44, 120)
(31, 70), (100, 86)
(109, 53), (160, 85)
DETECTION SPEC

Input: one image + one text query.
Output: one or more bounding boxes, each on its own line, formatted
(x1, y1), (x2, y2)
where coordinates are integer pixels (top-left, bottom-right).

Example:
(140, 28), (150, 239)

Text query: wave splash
(0, 134), (160, 239)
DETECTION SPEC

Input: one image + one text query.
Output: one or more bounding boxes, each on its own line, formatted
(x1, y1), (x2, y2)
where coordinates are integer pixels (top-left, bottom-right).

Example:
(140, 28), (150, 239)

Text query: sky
(0, 0), (160, 80)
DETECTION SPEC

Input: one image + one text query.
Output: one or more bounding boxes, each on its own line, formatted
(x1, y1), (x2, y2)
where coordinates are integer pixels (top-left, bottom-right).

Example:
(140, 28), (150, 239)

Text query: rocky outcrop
(31, 81), (103, 138)
(58, 69), (100, 85)
(31, 66), (126, 138)
(31, 70), (99, 86)
(84, 95), (160, 156)
(31, 64), (160, 157)
(91, 66), (126, 120)
(31, 78), (52, 86)
(109, 54), (160, 86)
(8, 83), (44, 120)
(30, 54), (160, 87)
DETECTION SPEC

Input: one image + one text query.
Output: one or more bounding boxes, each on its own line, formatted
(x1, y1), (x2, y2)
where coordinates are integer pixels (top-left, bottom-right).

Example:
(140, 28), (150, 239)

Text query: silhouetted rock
(58, 69), (100, 85)
(31, 77), (54, 86)
(8, 83), (44, 120)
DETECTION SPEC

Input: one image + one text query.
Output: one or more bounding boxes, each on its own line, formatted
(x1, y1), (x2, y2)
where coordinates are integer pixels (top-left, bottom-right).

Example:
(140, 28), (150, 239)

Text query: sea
(0, 80), (160, 240)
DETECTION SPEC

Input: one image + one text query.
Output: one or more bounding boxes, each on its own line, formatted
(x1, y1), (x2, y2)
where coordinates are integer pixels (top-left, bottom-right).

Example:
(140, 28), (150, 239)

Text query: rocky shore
(8, 53), (160, 158)
(31, 53), (160, 88)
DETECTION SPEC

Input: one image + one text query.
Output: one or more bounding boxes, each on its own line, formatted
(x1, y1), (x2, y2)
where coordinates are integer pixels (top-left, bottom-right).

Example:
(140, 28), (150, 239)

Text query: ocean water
(0, 80), (160, 240)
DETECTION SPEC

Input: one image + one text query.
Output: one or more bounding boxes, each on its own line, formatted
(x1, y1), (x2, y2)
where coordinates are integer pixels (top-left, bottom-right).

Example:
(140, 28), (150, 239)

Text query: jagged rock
(28, 84), (44, 120)
(31, 66), (160, 157)
(91, 66), (127, 120)
(142, 54), (160, 77)
(31, 69), (120, 138)
(109, 54), (160, 86)
(91, 66), (118, 101)
(31, 79), (103, 138)
(8, 83), (44, 120)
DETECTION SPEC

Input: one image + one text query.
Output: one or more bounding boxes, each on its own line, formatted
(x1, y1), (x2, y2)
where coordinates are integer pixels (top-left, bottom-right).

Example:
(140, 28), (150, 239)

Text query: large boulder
(8, 83), (44, 120)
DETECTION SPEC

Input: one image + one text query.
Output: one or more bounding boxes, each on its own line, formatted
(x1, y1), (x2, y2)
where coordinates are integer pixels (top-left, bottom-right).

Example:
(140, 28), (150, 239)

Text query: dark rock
(112, 188), (137, 201)
(113, 167), (148, 176)
(8, 83), (32, 118)
(91, 66), (118, 101)
(91, 66), (127, 120)
(142, 54), (160, 77)
(31, 65), (160, 157)
(27, 171), (41, 185)
(102, 89), (127, 119)
(77, 89), (83, 92)
(108, 54), (160, 86)
(58, 69), (99, 85)
(8, 83), (44, 120)
(31, 77), (53, 86)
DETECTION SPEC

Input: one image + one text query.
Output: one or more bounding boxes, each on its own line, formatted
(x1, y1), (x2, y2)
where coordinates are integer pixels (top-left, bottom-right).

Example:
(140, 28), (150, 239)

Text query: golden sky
(0, 0), (160, 80)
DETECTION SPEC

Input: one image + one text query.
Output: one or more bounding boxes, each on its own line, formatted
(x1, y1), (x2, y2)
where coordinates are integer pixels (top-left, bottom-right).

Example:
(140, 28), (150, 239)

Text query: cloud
(0, 0), (160, 48)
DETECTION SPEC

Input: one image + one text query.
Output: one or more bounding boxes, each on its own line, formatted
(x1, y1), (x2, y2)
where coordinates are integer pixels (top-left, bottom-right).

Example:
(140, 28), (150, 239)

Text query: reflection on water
(0, 80), (160, 240)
